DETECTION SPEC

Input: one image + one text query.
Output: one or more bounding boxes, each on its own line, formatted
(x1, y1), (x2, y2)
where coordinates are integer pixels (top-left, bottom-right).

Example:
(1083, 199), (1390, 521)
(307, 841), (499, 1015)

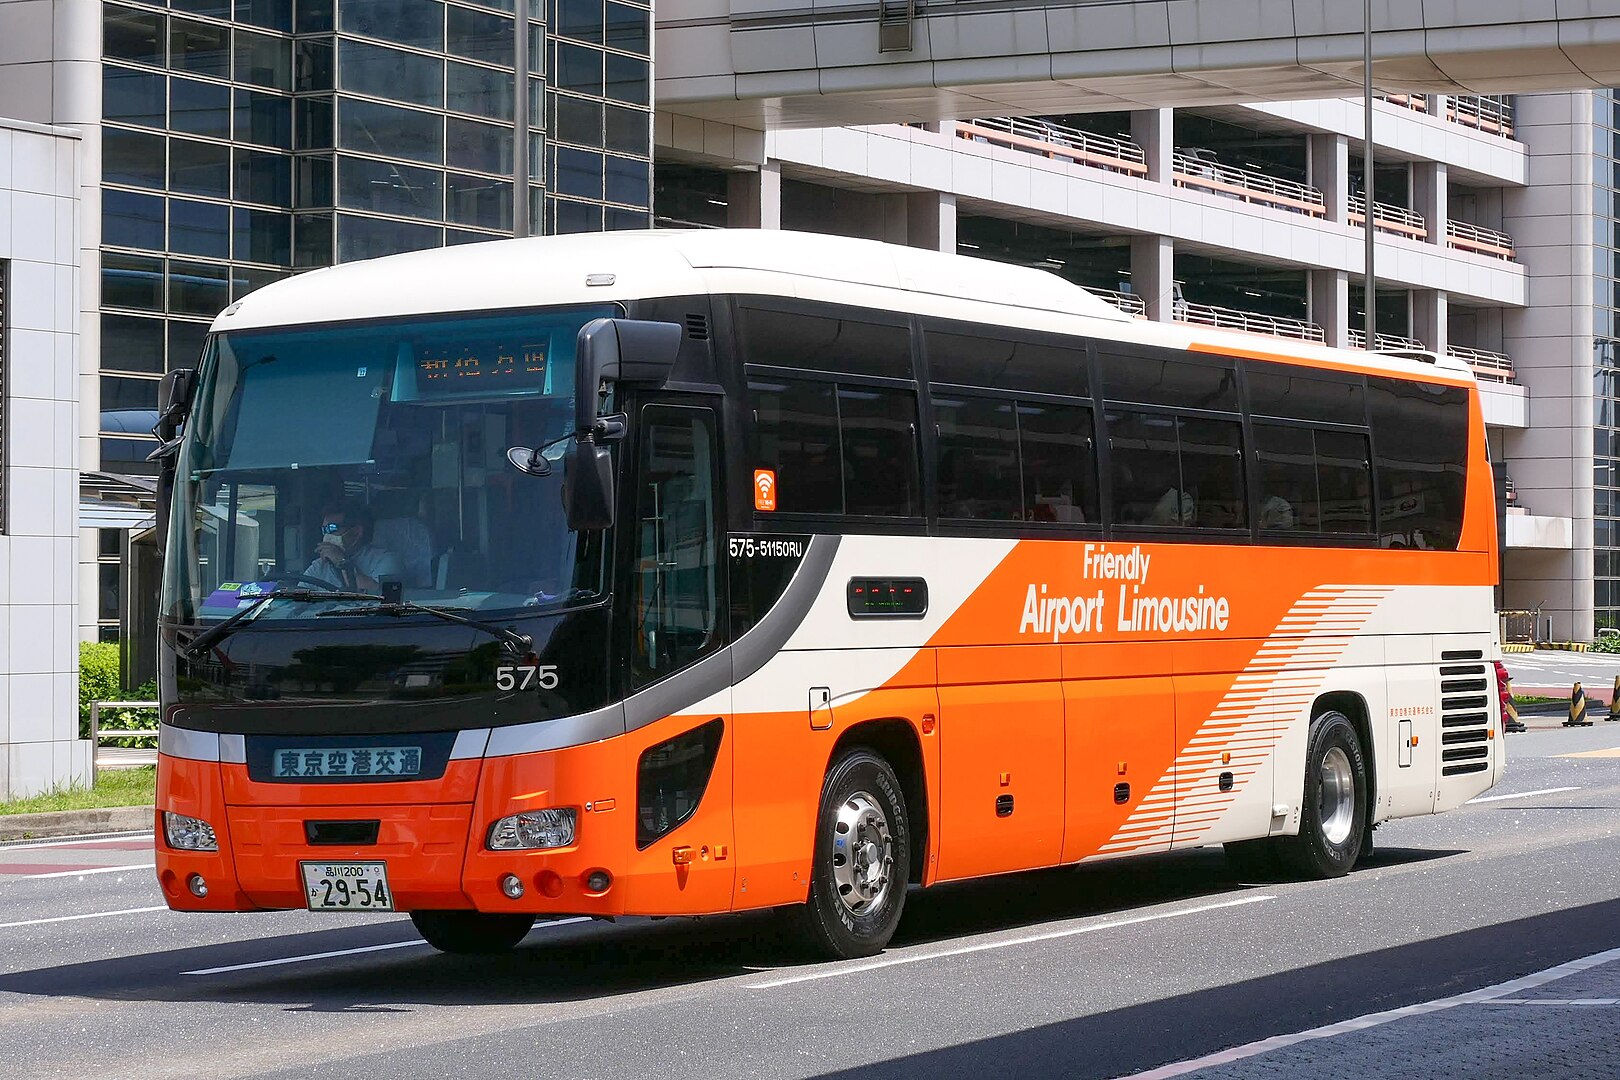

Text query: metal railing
(1448, 344), (1516, 383)
(1176, 301), (1325, 342)
(1171, 151), (1325, 216)
(1446, 219), (1517, 260)
(1446, 95), (1516, 139)
(1347, 194), (1429, 239)
(89, 699), (159, 781)
(1378, 93), (1428, 113)
(1349, 329), (1426, 352)
(959, 117), (1148, 176)
(1081, 286), (1146, 316)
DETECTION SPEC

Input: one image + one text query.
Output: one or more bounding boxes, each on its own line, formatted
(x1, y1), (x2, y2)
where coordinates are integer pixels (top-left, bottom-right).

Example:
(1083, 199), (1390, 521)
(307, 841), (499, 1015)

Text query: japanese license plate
(300, 861), (393, 911)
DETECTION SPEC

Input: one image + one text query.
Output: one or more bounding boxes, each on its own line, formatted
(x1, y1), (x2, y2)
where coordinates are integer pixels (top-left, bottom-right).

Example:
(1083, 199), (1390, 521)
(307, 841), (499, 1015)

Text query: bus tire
(792, 748), (911, 960)
(1281, 710), (1367, 879)
(410, 910), (536, 955)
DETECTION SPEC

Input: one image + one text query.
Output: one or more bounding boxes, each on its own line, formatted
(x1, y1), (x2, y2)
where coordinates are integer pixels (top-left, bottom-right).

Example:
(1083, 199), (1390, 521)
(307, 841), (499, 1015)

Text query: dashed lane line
(1467, 786), (1580, 803)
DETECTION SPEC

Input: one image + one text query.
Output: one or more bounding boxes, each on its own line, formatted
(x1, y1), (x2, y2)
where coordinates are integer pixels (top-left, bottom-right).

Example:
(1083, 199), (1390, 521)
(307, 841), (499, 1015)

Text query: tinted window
(741, 308), (911, 379)
(926, 329), (1087, 397)
(1247, 364), (1367, 426)
(1368, 377), (1468, 550)
(1100, 346), (1239, 412)
(1019, 400), (1098, 525)
(446, 5), (513, 65)
(1108, 410), (1244, 528)
(935, 393), (1022, 521)
(1255, 423), (1318, 532)
(106, 68), (167, 128)
(1108, 409), (1183, 525)
(103, 253), (165, 312)
(747, 376), (841, 515)
(839, 386), (920, 517)
(338, 156), (442, 221)
(170, 77), (231, 139)
(339, 99), (443, 165)
(103, 127), (167, 189)
(1316, 429), (1374, 534)
(170, 18), (229, 79)
(170, 138), (231, 199)
(339, 39), (442, 109)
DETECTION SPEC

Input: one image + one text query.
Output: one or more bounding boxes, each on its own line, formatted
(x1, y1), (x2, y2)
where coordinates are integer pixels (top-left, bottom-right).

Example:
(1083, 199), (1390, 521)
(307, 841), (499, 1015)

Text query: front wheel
(791, 749), (911, 959)
(410, 910), (536, 955)
(1280, 710), (1368, 878)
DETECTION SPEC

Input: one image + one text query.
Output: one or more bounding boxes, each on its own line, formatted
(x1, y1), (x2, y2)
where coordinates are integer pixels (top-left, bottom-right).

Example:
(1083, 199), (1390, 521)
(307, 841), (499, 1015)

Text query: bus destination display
(416, 340), (549, 395)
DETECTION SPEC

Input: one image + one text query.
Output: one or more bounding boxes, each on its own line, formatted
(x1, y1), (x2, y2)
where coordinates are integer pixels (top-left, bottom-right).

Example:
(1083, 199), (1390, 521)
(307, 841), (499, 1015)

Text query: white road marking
(1468, 786), (1580, 804)
(182, 916), (593, 976)
(746, 894), (1276, 990)
(1488, 998), (1620, 1006)
(1122, 944), (1620, 1078)
(0, 833), (151, 852)
(0, 905), (169, 930)
(13, 863), (156, 881)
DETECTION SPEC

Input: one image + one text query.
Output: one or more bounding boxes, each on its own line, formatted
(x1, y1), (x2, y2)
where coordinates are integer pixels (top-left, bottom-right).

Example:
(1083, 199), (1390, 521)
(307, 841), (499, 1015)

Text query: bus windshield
(163, 305), (618, 623)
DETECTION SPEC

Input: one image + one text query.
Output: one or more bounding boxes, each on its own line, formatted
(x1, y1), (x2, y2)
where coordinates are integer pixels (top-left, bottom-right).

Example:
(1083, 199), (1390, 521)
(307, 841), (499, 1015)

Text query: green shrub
(77, 642), (158, 747)
(1591, 634), (1620, 654)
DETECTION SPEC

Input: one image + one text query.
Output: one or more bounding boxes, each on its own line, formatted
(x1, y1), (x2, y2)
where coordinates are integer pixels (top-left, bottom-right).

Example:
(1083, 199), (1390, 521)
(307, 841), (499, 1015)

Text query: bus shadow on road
(0, 846), (1462, 1010)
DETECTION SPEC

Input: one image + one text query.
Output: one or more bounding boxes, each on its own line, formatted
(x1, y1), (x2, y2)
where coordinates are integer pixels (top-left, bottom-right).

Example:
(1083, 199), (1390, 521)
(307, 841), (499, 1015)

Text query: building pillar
(905, 191), (956, 252)
(1310, 269), (1351, 349)
(1308, 133), (1350, 224)
(1132, 108), (1173, 184)
(1413, 289), (1448, 356)
(727, 160), (781, 229)
(1131, 235), (1175, 322)
(1412, 160), (1448, 247)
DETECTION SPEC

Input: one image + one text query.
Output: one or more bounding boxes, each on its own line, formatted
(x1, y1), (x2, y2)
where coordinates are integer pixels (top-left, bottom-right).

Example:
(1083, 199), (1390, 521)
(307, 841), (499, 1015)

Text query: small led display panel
(847, 577), (928, 619)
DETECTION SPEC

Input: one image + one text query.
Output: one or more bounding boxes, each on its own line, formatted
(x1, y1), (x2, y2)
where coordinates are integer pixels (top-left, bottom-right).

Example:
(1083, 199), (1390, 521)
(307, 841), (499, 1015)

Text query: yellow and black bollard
(1505, 694), (1526, 733)
(1567, 682), (1592, 727)
(1609, 675), (1620, 722)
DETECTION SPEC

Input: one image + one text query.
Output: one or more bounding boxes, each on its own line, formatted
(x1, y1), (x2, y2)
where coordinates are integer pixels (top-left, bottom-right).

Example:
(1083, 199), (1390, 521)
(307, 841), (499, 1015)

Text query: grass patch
(1513, 695), (1564, 706)
(0, 766), (156, 816)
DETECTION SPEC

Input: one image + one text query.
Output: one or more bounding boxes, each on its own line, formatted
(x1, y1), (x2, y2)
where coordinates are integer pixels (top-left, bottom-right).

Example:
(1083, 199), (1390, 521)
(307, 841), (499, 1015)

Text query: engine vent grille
(685, 313), (709, 340)
(1439, 660), (1491, 776)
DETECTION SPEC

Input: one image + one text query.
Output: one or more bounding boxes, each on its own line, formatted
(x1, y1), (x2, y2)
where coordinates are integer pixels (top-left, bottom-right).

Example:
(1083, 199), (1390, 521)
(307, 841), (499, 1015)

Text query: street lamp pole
(1363, 0), (1375, 349)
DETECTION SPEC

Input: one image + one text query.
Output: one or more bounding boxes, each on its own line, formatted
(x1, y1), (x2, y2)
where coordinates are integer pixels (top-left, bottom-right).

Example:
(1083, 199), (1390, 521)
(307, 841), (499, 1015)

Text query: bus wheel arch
(1280, 706), (1369, 878)
(829, 718), (929, 885)
(1312, 691), (1375, 822)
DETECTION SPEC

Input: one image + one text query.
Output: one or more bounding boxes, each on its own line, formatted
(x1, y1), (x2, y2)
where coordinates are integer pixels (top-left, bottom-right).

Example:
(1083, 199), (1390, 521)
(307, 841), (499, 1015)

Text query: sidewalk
(0, 806), (153, 843)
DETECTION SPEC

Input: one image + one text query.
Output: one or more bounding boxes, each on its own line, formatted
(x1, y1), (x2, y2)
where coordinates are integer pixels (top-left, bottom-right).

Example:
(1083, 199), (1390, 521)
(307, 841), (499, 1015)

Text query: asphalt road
(3, 725), (1620, 1080)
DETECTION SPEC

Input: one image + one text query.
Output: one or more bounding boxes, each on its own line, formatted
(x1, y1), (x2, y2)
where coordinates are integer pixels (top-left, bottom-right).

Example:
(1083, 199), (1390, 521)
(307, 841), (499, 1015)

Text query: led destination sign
(414, 341), (550, 396)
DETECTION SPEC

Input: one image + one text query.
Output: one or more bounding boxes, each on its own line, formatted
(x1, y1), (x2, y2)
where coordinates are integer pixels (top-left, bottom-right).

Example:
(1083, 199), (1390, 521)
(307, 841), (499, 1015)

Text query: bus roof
(214, 229), (1474, 386)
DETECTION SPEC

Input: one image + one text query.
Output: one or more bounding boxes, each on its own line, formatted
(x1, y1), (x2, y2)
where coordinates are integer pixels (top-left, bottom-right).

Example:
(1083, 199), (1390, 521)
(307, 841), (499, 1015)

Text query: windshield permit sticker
(357, 366), (367, 377)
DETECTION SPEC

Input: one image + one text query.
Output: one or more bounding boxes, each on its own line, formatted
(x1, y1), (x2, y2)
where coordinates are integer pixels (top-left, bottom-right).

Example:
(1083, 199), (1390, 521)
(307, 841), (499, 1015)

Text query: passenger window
(1255, 423), (1319, 532)
(1368, 377), (1468, 550)
(925, 330), (1088, 397)
(1019, 400), (1098, 524)
(1107, 409), (1184, 525)
(839, 385), (920, 517)
(631, 406), (720, 688)
(1099, 346), (1239, 412)
(1316, 429), (1374, 534)
(740, 306), (912, 379)
(1247, 365), (1366, 426)
(1179, 417), (1246, 528)
(935, 393), (1022, 520)
(747, 376), (842, 515)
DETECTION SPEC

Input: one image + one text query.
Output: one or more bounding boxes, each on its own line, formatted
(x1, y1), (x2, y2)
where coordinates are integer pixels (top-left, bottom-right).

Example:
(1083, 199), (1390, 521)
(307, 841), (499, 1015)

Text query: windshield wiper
(317, 599), (533, 656)
(180, 588), (381, 660)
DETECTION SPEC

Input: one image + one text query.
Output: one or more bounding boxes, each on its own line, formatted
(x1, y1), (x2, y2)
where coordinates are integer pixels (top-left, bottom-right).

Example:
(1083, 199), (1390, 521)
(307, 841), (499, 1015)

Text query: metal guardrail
(89, 699), (159, 782)
(1446, 95), (1516, 139)
(959, 117), (1148, 176)
(1081, 286), (1146, 316)
(1446, 219), (1516, 260)
(1171, 151), (1325, 216)
(1378, 93), (1428, 113)
(1348, 329), (1426, 352)
(1348, 194), (1428, 239)
(1176, 301), (1325, 342)
(1448, 344), (1515, 383)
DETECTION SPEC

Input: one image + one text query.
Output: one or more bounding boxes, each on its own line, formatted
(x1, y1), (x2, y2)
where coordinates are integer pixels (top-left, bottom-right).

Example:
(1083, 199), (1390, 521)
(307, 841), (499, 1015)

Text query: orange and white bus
(153, 230), (1504, 958)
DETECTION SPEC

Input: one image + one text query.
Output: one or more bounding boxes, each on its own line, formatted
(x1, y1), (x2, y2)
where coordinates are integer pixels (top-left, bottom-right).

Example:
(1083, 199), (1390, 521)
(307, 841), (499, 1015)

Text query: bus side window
(632, 406), (720, 687)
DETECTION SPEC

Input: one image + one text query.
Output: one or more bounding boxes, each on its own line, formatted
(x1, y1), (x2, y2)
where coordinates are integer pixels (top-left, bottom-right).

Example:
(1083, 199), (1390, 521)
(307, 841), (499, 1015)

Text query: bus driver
(304, 501), (403, 592)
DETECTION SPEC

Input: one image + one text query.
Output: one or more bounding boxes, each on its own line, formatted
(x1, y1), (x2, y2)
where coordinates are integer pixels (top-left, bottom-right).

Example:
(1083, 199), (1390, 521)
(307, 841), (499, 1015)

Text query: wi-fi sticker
(753, 469), (777, 512)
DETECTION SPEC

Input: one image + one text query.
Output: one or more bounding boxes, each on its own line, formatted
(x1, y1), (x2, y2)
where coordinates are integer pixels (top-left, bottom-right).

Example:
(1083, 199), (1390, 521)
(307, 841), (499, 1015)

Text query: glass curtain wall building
(1597, 89), (1620, 629)
(97, 0), (652, 476)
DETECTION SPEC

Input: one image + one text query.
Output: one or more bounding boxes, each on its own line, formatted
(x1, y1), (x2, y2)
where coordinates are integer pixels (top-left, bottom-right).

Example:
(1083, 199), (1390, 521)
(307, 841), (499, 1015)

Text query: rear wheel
(791, 749), (910, 959)
(1280, 710), (1367, 878)
(410, 910), (536, 955)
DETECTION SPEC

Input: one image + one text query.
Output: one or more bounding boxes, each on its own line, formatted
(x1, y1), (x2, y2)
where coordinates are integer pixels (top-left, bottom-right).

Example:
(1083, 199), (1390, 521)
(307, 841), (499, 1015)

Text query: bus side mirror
(150, 367), (198, 452)
(563, 439), (616, 531)
(573, 318), (683, 437)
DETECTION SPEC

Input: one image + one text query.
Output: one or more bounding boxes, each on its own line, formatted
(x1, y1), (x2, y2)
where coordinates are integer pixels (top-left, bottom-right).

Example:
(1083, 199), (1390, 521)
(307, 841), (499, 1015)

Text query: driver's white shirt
(303, 543), (404, 587)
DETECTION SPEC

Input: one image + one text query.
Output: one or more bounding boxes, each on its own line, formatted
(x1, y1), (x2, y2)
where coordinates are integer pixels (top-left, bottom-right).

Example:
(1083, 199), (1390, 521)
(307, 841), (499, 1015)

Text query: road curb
(0, 805), (153, 842)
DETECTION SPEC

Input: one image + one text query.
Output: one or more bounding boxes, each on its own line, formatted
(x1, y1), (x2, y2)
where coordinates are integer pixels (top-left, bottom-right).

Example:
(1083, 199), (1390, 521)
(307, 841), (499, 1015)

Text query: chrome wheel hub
(830, 791), (894, 915)
(1319, 745), (1355, 846)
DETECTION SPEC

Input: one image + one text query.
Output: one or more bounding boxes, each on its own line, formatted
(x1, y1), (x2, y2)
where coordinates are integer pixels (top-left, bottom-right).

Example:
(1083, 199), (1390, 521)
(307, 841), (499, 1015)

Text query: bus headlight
(164, 812), (218, 852)
(487, 808), (576, 851)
